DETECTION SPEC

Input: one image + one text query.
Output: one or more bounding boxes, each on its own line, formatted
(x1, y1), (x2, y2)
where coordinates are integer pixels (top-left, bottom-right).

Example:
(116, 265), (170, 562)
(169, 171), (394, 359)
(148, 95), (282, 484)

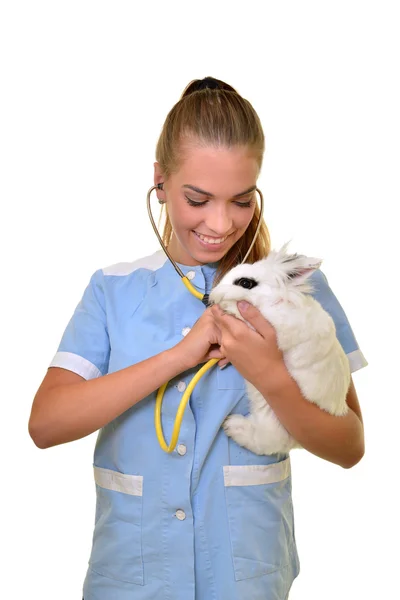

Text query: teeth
(196, 232), (227, 244)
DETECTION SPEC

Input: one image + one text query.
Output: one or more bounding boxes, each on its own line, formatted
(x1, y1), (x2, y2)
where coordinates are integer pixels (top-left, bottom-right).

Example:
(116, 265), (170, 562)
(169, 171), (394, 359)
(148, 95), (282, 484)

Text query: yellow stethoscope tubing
(154, 357), (220, 453)
(181, 276), (204, 300)
(147, 185), (264, 453)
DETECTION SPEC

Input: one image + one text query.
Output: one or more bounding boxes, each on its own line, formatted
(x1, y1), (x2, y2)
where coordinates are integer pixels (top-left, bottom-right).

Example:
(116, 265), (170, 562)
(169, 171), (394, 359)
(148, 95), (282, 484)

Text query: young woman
(29, 77), (367, 600)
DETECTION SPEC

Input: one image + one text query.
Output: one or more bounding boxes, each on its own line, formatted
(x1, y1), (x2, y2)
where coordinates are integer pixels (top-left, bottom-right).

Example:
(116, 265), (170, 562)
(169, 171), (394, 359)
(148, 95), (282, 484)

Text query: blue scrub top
(50, 249), (367, 600)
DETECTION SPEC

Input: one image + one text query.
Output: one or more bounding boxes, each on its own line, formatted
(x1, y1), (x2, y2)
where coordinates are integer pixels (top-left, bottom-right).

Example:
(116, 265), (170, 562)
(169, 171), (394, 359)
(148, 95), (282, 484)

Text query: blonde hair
(155, 76), (271, 285)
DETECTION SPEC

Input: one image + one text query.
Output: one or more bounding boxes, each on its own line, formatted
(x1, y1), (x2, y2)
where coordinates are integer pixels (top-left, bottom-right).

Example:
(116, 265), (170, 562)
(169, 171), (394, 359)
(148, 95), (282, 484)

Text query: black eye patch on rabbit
(209, 242), (351, 455)
(233, 277), (258, 290)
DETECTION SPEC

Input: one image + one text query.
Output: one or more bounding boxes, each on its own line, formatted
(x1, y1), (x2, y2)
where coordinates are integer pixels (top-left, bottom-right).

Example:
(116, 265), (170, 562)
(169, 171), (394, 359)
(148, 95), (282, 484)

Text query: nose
(205, 205), (233, 237)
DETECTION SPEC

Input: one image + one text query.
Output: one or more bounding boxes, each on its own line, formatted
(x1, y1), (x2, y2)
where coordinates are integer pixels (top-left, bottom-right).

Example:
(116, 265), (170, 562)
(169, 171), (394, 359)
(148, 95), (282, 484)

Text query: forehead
(174, 144), (259, 191)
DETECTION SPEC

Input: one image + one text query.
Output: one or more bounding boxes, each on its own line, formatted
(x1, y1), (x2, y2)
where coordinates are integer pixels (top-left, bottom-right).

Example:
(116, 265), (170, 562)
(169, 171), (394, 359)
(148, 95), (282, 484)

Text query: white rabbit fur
(209, 242), (351, 455)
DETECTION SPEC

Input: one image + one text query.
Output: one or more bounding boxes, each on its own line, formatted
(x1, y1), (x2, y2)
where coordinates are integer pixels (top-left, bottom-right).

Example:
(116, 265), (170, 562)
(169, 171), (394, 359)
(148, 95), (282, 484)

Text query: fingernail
(238, 301), (249, 311)
(219, 364), (228, 370)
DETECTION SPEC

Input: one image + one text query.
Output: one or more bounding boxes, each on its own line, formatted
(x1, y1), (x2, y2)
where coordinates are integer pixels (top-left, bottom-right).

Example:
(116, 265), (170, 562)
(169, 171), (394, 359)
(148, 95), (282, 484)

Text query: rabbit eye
(233, 277), (258, 290)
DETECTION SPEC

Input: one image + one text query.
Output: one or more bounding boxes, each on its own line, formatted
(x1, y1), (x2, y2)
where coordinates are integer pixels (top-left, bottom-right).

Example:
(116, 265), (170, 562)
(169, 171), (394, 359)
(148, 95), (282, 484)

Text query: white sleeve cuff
(347, 349), (368, 373)
(49, 351), (103, 380)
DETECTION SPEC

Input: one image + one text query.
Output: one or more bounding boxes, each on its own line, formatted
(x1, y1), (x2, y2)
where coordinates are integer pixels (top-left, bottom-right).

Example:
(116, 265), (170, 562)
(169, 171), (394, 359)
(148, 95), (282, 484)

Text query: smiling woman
(30, 75), (366, 600)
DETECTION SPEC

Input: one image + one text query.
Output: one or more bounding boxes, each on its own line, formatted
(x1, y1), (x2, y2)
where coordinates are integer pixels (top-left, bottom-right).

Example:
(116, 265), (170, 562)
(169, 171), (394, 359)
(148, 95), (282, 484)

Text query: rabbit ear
(277, 240), (293, 256)
(273, 241), (322, 278)
(285, 255), (322, 284)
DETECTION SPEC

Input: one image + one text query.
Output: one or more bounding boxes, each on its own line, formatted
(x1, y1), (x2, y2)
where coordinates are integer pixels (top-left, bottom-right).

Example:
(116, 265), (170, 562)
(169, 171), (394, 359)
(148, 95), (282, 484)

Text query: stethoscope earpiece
(157, 182), (166, 203)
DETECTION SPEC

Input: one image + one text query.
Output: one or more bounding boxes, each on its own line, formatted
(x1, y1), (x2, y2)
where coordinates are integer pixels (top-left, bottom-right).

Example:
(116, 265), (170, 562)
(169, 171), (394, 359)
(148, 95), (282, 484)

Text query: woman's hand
(210, 301), (284, 385)
(175, 307), (227, 370)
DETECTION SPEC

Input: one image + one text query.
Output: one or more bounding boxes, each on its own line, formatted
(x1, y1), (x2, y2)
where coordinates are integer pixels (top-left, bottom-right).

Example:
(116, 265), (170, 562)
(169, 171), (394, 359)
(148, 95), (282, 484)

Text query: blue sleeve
(49, 269), (110, 379)
(309, 269), (368, 373)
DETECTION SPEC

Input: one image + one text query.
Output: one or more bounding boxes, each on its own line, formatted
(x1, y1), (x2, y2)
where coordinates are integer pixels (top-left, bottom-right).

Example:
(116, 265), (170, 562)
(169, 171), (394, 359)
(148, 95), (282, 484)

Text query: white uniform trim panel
(49, 351), (102, 380)
(94, 466), (143, 496)
(347, 349), (368, 373)
(223, 457), (291, 487)
(102, 250), (168, 276)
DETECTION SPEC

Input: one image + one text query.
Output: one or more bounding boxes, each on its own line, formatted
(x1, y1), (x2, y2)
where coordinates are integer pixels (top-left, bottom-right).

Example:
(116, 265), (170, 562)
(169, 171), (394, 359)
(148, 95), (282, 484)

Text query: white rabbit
(209, 242), (351, 455)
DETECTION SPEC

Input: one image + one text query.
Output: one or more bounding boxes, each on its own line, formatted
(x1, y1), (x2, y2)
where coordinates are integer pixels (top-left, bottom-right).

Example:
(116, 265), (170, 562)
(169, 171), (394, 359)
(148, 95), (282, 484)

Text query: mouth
(192, 230), (232, 249)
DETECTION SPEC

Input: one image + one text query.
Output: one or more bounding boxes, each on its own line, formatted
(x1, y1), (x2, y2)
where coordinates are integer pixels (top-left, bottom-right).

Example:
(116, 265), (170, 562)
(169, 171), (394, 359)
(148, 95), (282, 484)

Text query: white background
(1, 1), (398, 598)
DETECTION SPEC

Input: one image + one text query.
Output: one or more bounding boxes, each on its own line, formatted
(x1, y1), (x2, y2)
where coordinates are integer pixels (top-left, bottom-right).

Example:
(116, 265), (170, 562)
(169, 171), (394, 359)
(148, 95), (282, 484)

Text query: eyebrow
(182, 184), (257, 198)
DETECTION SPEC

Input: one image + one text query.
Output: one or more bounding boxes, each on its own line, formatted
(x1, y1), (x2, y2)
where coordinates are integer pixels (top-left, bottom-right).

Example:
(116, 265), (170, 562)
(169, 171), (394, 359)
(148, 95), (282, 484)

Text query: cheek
(235, 209), (255, 231)
(168, 203), (197, 233)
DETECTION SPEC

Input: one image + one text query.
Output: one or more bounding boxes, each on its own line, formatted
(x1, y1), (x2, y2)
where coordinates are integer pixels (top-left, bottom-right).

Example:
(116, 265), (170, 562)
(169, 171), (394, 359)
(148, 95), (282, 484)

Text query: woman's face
(154, 144), (260, 266)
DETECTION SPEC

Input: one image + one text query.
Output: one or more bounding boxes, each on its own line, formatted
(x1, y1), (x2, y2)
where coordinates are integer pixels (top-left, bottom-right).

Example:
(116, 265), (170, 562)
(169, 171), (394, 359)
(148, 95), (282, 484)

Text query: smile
(193, 231), (229, 245)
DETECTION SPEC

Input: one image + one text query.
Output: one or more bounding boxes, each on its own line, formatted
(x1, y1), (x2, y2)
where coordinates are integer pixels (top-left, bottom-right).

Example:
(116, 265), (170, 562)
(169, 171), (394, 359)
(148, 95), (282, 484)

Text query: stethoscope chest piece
(202, 293), (210, 307)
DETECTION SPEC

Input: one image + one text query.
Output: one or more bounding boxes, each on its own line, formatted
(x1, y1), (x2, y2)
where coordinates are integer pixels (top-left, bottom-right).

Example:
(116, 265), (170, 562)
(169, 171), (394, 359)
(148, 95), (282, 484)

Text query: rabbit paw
(223, 414), (254, 448)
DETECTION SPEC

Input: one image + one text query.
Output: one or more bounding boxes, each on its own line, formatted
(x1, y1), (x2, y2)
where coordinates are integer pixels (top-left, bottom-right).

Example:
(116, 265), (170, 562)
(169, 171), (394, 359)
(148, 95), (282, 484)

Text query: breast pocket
(217, 363), (246, 390)
(89, 465), (144, 585)
(223, 457), (295, 581)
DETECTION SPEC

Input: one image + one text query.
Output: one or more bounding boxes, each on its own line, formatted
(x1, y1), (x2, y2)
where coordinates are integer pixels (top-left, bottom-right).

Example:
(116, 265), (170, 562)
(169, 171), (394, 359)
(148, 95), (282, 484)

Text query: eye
(185, 196), (254, 208)
(233, 277), (258, 289)
(185, 196), (207, 207)
(234, 200), (253, 208)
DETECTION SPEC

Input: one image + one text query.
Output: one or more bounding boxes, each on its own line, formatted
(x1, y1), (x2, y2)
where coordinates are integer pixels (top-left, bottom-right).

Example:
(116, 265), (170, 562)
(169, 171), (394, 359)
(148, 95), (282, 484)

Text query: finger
(236, 301), (276, 339)
(210, 304), (224, 318)
(218, 358), (230, 368)
(212, 305), (251, 340)
(207, 347), (225, 360)
(211, 305), (238, 331)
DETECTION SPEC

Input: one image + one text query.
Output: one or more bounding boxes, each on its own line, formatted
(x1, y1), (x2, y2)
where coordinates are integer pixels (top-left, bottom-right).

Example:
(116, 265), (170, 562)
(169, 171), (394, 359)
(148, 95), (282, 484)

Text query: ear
(154, 162), (166, 203)
(286, 256), (323, 284)
(278, 239), (293, 255)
